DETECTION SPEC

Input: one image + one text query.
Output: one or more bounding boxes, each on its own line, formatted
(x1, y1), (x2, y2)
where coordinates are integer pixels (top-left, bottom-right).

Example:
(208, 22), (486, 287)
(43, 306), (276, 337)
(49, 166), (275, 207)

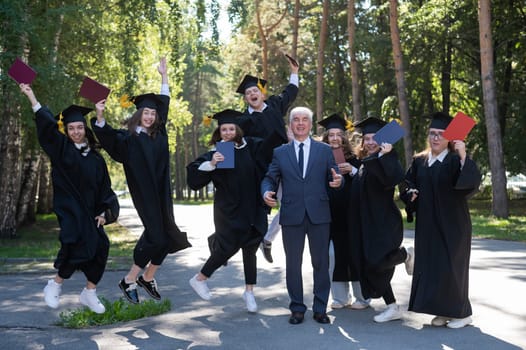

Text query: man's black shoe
(289, 311), (305, 325)
(313, 312), (330, 324)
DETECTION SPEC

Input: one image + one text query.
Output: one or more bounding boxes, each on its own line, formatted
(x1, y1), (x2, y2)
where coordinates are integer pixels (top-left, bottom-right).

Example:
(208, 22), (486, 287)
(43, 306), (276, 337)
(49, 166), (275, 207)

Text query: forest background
(0, 0), (525, 238)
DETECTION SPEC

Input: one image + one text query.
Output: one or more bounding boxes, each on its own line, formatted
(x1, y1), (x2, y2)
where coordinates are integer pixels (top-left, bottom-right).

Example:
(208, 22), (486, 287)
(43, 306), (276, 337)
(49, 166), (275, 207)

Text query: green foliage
(56, 298), (171, 328)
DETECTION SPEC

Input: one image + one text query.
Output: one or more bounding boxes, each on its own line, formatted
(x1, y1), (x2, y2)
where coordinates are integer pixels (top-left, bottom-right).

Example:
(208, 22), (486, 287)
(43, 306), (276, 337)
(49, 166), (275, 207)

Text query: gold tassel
(345, 119), (355, 132)
(57, 112), (65, 134)
(120, 94), (134, 108)
(389, 117), (402, 126)
(257, 79), (267, 95)
(202, 115), (212, 127)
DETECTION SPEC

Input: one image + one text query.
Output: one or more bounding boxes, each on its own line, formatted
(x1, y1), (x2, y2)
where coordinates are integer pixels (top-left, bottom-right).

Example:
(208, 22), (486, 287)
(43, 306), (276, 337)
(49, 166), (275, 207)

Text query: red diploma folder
(8, 58), (37, 84)
(79, 77), (111, 104)
(443, 112), (476, 141)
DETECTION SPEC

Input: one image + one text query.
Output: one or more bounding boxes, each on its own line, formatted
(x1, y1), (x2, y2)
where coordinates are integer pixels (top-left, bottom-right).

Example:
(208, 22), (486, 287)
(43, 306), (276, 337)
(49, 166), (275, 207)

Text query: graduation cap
(318, 113), (347, 131)
(354, 117), (387, 134)
(427, 112), (453, 130)
(212, 109), (244, 125)
(236, 75), (267, 94)
(55, 105), (93, 133)
(133, 93), (164, 110)
(56, 105), (93, 124)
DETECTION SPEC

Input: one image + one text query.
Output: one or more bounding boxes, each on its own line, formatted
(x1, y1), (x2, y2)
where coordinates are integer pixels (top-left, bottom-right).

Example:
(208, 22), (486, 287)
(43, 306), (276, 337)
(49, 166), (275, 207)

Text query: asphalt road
(0, 199), (524, 350)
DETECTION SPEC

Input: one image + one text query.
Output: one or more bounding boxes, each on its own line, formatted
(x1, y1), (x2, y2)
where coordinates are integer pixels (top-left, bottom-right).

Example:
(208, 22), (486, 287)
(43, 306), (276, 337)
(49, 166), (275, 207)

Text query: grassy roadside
(1, 199), (524, 263)
(399, 198), (526, 241)
(0, 214), (135, 273)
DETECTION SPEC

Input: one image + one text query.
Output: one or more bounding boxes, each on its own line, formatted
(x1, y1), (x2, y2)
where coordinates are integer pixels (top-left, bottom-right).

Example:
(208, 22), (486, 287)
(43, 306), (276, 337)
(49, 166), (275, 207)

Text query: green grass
(469, 199), (526, 241)
(0, 214), (135, 259)
(56, 298), (171, 328)
(398, 198), (526, 242)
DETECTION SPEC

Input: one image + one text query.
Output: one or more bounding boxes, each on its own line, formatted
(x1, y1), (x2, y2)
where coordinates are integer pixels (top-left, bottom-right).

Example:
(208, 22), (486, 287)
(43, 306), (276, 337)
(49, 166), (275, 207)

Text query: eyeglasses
(428, 131), (444, 140)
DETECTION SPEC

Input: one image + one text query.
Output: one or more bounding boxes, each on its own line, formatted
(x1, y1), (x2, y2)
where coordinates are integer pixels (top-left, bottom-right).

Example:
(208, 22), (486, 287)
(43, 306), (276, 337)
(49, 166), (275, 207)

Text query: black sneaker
(136, 276), (161, 300)
(118, 278), (139, 304)
(260, 240), (273, 263)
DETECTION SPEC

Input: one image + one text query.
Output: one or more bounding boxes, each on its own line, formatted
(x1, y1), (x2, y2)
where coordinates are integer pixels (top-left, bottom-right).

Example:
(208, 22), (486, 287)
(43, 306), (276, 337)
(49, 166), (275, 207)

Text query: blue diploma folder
(216, 141), (235, 169)
(373, 120), (406, 145)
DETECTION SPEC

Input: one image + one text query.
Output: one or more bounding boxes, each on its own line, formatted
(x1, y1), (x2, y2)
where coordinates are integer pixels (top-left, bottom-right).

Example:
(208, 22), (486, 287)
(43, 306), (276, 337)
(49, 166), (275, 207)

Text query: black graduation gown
(329, 168), (353, 282)
(35, 106), (112, 267)
(186, 137), (277, 254)
(238, 83), (298, 143)
(403, 152), (481, 318)
(90, 95), (191, 257)
(347, 151), (405, 299)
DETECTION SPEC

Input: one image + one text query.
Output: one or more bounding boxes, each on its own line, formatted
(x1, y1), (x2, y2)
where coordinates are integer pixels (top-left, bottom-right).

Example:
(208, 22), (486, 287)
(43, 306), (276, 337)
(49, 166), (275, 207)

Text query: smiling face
(140, 108), (157, 129)
(428, 128), (448, 156)
(327, 128), (344, 149)
(219, 123), (237, 142)
(244, 86), (264, 110)
(66, 121), (86, 144)
(290, 112), (312, 141)
(362, 133), (380, 156)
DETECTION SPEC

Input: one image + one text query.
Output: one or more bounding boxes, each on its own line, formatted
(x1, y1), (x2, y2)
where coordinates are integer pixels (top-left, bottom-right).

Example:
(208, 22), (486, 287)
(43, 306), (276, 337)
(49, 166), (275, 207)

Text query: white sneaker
(431, 316), (450, 326)
(350, 300), (370, 310)
(373, 303), (402, 323)
(331, 301), (347, 309)
(447, 316), (472, 329)
(43, 279), (62, 309)
(79, 288), (106, 314)
(243, 291), (258, 313)
(189, 275), (212, 300)
(405, 247), (414, 275)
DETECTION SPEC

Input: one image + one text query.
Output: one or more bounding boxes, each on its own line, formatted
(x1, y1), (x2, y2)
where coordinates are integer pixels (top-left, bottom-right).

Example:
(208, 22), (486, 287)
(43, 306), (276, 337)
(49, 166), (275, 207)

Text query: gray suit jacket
(261, 138), (341, 226)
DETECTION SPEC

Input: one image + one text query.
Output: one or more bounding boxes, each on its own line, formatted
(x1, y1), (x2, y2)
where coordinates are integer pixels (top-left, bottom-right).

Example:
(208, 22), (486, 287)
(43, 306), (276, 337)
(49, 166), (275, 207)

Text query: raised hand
(95, 99), (106, 119)
(19, 83), (38, 106)
(453, 140), (467, 162)
(329, 168), (342, 188)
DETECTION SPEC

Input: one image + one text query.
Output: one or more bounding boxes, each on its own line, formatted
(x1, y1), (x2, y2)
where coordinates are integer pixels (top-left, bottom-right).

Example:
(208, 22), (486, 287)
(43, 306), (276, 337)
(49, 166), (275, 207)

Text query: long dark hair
(124, 108), (161, 138)
(321, 129), (355, 160)
(208, 125), (244, 146)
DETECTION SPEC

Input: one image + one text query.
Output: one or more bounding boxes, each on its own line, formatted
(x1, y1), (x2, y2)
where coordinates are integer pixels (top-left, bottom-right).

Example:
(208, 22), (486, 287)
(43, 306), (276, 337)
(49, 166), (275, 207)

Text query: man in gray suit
(261, 106), (343, 325)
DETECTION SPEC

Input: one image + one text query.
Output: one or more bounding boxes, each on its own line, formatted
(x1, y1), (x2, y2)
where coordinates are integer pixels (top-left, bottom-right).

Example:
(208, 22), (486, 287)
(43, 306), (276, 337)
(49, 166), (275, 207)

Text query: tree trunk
(316, 0), (329, 130)
(347, 0), (361, 122)
(255, 0), (289, 80)
(174, 132), (185, 201)
(292, 0), (300, 58)
(255, 0), (269, 79)
(37, 154), (53, 214)
(0, 96), (23, 238)
(388, 0), (413, 168)
(16, 148), (41, 226)
(441, 39), (452, 114)
(478, 0), (509, 218)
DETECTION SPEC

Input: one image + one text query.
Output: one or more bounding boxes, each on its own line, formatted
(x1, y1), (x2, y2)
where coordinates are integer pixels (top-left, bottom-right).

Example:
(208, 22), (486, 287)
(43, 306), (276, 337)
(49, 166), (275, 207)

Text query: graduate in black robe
(91, 58), (191, 304)
(401, 112), (481, 329)
(318, 114), (359, 309)
(20, 84), (117, 314)
(186, 109), (280, 313)
(236, 54), (300, 262)
(348, 117), (414, 323)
